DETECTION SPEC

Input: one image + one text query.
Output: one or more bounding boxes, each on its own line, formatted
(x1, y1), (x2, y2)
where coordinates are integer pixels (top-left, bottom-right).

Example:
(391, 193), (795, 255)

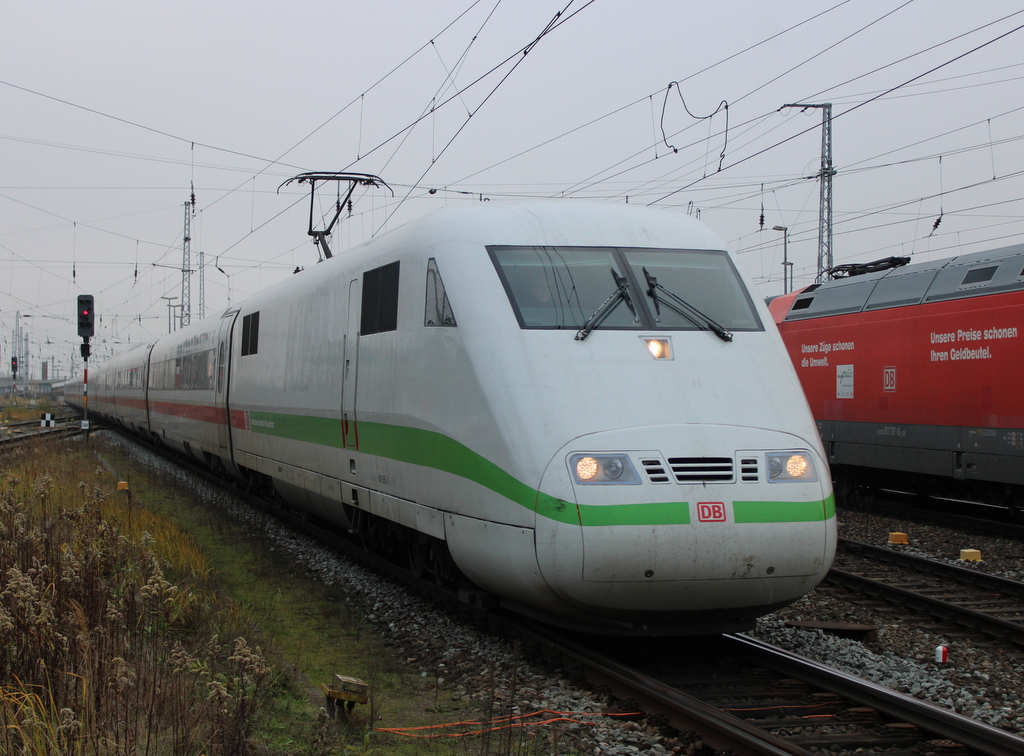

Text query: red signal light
(77, 294), (95, 338)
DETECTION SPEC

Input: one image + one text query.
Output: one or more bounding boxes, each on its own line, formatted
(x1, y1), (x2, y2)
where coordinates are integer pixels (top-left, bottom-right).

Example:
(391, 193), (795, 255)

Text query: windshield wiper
(575, 269), (636, 341)
(643, 267), (733, 342)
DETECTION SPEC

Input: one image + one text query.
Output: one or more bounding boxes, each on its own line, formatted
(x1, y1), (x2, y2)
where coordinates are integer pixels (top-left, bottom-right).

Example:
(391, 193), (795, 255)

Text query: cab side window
(241, 311), (260, 356)
(424, 257), (456, 327)
(362, 261), (400, 334)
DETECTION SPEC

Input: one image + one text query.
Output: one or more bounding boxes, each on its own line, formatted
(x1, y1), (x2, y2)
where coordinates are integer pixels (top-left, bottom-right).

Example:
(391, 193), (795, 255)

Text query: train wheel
(833, 468), (866, 511)
(407, 534), (428, 579)
(357, 515), (374, 551)
(992, 483), (1024, 521)
(428, 540), (459, 589)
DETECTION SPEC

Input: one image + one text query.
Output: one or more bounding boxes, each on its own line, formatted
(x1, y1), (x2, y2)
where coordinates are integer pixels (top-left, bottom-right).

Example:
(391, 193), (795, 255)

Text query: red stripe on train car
(148, 400), (229, 425)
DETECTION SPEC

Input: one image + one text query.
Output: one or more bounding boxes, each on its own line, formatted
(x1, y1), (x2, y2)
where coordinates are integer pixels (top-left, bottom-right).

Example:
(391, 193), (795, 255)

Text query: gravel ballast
(112, 435), (1024, 751)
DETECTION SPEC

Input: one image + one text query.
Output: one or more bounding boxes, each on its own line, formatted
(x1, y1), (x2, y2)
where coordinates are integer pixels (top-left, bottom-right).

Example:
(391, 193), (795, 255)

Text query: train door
(214, 309), (239, 456)
(141, 343), (155, 434)
(341, 279), (360, 450)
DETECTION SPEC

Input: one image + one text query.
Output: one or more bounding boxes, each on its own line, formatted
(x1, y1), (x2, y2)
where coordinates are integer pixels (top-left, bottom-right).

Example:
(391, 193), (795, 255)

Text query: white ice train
(68, 201), (836, 635)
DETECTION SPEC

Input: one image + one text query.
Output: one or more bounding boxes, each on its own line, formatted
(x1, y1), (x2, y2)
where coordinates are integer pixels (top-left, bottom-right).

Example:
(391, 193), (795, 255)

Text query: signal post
(77, 295), (94, 439)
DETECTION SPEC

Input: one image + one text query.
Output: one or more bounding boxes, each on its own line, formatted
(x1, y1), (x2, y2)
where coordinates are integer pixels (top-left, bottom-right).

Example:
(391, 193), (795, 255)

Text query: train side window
(241, 311), (260, 356)
(958, 266), (997, 290)
(792, 297), (814, 310)
(424, 257), (456, 327)
(362, 261), (400, 335)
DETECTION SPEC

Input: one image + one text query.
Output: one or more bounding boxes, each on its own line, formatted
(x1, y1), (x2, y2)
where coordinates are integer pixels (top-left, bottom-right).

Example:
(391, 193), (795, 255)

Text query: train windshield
(489, 245), (762, 332)
(489, 246), (638, 329)
(623, 249), (762, 331)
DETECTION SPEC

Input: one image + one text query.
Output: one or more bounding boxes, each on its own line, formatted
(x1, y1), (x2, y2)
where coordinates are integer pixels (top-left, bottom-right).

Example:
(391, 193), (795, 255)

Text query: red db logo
(697, 502), (727, 522)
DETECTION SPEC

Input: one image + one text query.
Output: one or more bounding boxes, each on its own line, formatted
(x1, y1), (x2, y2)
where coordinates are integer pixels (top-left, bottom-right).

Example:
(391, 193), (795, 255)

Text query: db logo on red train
(883, 366), (897, 392)
(697, 502), (727, 522)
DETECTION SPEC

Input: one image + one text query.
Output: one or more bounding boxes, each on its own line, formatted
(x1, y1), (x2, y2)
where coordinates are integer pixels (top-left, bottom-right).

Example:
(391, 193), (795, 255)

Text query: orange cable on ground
(376, 709), (644, 738)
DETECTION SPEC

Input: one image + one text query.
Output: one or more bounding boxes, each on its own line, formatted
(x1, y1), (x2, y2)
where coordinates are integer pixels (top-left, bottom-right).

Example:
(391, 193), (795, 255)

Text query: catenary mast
(783, 103), (834, 284)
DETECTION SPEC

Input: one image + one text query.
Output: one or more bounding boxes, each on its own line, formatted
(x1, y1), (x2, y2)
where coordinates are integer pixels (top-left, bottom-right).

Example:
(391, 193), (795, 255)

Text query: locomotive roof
(780, 241), (1024, 321)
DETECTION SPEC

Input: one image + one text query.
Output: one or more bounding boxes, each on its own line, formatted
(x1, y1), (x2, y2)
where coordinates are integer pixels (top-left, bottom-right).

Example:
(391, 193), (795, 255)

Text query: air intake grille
(667, 457), (734, 483)
(740, 457), (759, 482)
(641, 458), (670, 484)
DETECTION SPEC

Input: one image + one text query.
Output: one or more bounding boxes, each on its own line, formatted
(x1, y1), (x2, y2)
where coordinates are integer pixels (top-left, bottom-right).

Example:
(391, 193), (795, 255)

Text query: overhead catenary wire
(473, 0), (911, 201)
(646, 18), (1024, 207)
(548, 6), (1024, 206)
(374, 0), (597, 233)
(17, 0), (493, 317)
(5, 3), (1024, 354)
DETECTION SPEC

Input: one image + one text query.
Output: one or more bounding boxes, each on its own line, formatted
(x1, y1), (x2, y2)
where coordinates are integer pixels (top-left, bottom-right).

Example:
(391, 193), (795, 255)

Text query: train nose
(533, 426), (836, 625)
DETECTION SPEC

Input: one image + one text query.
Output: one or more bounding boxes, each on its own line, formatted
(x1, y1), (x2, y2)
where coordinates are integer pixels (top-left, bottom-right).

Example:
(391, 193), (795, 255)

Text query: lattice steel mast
(784, 102), (834, 283)
(180, 190), (198, 327)
(181, 199), (191, 327)
(198, 248), (205, 320)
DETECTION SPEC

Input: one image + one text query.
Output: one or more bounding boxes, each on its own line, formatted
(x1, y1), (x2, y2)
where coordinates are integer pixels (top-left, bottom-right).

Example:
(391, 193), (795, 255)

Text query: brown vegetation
(0, 438), (273, 755)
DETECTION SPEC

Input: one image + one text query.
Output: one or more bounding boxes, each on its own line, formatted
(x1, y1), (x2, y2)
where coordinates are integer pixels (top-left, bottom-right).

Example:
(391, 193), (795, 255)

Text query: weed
(0, 437), (272, 755)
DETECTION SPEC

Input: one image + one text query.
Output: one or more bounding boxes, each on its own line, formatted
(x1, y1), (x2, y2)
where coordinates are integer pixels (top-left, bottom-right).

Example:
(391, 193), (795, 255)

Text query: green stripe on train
(245, 411), (833, 526)
(733, 496), (835, 523)
(578, 501), (690, 526)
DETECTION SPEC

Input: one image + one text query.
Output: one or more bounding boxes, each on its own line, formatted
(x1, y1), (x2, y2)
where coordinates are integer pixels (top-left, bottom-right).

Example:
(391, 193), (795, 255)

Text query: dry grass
(0, 437), (273, 755)
(1, 431), (573, 756)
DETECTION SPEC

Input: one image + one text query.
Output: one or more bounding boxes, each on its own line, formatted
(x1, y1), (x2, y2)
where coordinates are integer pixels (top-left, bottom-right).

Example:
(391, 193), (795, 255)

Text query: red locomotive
(769, 244), (1024, 515)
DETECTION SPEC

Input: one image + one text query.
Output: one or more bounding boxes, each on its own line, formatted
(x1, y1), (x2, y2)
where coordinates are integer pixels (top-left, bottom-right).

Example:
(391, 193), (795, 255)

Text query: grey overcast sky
(3, 0), (1024, 376)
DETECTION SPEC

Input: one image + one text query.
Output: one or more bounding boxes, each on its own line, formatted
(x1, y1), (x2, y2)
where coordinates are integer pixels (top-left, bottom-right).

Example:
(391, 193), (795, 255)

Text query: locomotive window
(362, 261), (400, 335)
(489, 245), (762, 332)
(424, 258), (456, 326)
(623, 249), (762, 331)
(490, 246), (636, 329)
(959, 266), (997, 288)
(241, 311), (260, 356)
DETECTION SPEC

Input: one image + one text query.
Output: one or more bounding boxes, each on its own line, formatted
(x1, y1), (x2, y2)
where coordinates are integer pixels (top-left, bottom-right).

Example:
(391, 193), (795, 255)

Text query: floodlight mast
(279, 172), (392, 260)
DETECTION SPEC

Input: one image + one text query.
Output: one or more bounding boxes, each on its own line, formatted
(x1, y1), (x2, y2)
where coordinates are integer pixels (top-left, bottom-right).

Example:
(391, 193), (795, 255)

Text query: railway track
(517, 623), (1024, 756)
(77, 431), (1024, 755)
(0, 414), (87, 448)
(280, 509), (1024, 754)
(830, 538), (1024, 649)
(837, 489), (1024, 540)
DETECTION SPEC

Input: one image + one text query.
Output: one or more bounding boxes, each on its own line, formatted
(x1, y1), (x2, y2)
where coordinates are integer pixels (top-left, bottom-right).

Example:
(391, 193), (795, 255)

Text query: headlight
(641, 337), (672, 359)
(766, 452), (818, 483)
(576, 456), (599, 481)
(570, 454), (641, 485)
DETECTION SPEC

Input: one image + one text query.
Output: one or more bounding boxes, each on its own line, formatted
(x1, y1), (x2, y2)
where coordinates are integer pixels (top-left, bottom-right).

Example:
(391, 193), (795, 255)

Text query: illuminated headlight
(641, 337), (672, 359)
(570, 454), (641, 485)
(766, 452), (818, 483)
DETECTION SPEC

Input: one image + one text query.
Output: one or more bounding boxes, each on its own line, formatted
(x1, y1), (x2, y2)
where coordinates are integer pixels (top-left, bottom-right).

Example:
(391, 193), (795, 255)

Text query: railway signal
(77, 294), (95, 339)
(77, 294), (94, 439)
